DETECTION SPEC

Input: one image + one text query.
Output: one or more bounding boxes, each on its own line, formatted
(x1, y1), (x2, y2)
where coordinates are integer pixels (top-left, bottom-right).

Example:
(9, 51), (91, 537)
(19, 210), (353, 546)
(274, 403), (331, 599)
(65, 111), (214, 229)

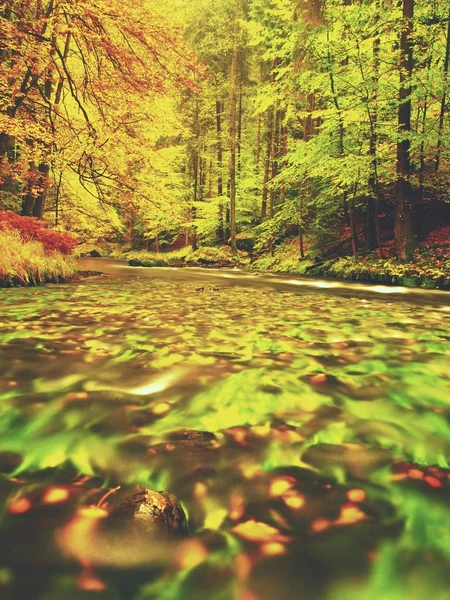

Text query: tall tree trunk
(367, 36), (380, 251)
(395, 0), (415, 262)
(216, 100), (224, 242)
(418, 54), (432, 202)
(279, 116), (287, 201)
(268, 103), (279, 256)
(237, 60), (243, 173)
(327, 27), (358, 253)
(435, 9), (450, 172)
(191, 150), (198, 251)
(33, 163), (50, 218)
(255, 113), (261, 170)
(55, 170), (62, 225)
(261, 112), (272, 220)
(349, 198), (358, 259)
(299, 196), (305, 259)
(191, 100), (201, 251)
(298, 93), (315, 259)
(208, 159), (213, 197)
(228, 0), (238, 253)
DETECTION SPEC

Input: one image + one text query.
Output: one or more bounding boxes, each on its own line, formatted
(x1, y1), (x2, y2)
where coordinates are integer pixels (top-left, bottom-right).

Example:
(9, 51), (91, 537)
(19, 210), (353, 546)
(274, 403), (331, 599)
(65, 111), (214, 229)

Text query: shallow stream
(0, 259), (449, 600)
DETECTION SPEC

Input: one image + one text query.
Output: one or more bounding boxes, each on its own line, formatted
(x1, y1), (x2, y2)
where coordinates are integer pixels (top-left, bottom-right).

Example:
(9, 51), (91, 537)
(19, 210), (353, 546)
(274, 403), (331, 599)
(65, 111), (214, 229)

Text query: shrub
(0, 211), (77, 255)
(0, 229), (76, 286)
(235, 232), (256, 252)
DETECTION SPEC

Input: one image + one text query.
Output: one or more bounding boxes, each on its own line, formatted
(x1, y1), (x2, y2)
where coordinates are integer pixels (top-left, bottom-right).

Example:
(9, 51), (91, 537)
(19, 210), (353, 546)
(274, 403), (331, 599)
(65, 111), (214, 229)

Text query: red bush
(422, 226), (450, 247)
(0, 211), (77, 255)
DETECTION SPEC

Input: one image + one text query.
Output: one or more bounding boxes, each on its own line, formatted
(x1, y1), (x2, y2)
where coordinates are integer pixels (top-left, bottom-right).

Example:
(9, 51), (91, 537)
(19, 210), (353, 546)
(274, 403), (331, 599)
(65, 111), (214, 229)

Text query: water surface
(0, 260), (449, 599)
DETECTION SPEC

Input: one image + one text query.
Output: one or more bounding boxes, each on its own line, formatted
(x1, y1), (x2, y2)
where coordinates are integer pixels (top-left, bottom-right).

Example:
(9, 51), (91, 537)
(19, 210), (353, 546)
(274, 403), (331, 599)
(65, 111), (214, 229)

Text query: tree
(0, 0), (195, 223)
(395, 0), (415, 262)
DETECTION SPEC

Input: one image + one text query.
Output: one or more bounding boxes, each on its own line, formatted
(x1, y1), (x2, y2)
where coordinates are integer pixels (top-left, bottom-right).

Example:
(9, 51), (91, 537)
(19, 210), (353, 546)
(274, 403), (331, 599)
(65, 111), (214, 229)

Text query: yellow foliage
(0, 229), (76, 286)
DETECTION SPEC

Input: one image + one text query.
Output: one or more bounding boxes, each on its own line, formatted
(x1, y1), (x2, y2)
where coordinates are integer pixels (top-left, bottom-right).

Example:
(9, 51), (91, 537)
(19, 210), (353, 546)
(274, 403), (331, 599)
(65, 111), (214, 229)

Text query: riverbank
(0, 229), (77, 287)
(251, 239), (450, 290)
(117, 238), (450, 291)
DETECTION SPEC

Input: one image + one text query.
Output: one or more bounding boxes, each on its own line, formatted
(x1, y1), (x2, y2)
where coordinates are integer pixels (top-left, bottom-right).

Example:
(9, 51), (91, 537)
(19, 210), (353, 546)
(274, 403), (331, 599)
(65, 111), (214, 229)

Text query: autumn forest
(1, 0), (450, 276)
(1, 2), (450, 600)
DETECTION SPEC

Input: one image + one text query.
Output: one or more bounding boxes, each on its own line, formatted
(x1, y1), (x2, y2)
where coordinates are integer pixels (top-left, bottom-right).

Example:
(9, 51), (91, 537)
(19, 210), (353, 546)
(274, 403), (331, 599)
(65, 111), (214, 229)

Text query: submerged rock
(109, 489), (188, 538)
(301, 443), (392, 479)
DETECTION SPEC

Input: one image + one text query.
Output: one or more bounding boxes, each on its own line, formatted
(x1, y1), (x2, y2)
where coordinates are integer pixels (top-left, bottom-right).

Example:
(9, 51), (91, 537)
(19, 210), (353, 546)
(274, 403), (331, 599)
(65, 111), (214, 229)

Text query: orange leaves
(346, 488), (367, 503)
(311, 518), (330, 533)
(312, 503), (368, 533)
(424, 476), (442, 488)
(59, 505), (108, 565)
(268, 476), (306, 511)
(269, 476), (295, 497)
(76, 568), (107, 592)
(231, 519), (292, 544)
(175, 540), (208, 570)
(283, 493), (305, 510)
(334, 504), (367, 527)
(8, 497), (32, 515)
(43, 487), (70, 504)
(391, 464), (447, 488)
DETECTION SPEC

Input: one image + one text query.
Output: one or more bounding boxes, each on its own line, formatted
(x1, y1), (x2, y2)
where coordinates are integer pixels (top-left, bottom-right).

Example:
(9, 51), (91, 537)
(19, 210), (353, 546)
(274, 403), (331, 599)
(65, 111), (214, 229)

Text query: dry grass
(0, 228), (77, 286)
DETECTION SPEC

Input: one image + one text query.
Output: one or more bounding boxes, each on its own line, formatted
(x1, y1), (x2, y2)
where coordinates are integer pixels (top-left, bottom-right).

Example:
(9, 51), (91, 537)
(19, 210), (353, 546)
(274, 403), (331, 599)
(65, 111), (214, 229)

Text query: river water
(0, 258), (449, 600)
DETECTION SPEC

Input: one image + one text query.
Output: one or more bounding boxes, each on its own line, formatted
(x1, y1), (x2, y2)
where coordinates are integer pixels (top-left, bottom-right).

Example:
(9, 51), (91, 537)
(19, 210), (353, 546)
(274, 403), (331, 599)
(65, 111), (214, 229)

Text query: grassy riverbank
(123, 245), (250, 268)
(0, 229), (76, 287)
(251, 238), (450, 290)
(117, 235), (450, 291)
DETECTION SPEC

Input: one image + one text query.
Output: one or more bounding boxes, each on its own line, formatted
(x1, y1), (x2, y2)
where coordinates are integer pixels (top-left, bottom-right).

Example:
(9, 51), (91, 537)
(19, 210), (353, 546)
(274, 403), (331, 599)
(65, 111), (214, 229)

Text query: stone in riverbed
(301, 443), (392, 479)
(108, 489), (188, 538)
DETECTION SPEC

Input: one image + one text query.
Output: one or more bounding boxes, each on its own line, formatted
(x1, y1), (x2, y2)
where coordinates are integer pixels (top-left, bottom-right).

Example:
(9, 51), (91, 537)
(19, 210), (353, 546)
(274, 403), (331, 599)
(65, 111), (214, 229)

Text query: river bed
(0, 259), (449, 599)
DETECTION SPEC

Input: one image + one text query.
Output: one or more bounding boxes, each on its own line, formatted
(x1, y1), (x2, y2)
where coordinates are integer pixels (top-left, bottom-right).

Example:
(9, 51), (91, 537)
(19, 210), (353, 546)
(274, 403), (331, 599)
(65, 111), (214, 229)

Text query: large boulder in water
(108, 489), (188, 538)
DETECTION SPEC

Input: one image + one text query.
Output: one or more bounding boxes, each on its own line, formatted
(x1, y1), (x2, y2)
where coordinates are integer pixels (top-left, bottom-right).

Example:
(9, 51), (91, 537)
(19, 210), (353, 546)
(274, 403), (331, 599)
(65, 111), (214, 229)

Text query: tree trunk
(228, 0), (239, 254)
(237, 60), (243, 173)
(418, 61), (431, 202)
(366, 36), (380, 251)
(298, 93), (315, 259)
(268, 103), (278, 256)
(435, 9), (450, 172)
(299, 197), (305, 259)
(191, 150), (198, 251)
(33, 163), (50, 218)
(55, 170), (62, 225)
(279, 117), (287, 201)
(349, 197), (358, 260)
(395, 0), (415, 262)
(216, 100), (224, 242)
(255, 113), (261, 170)
(327, 28), (357, 253)
(261, 112), (272, 220)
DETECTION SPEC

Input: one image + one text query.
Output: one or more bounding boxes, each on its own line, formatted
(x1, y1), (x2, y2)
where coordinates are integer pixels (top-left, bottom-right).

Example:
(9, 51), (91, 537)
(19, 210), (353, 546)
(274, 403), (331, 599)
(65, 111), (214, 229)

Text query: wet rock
(76, 270), (105, 279)
(109, 489), (188, 538)
(301, 443), (392, 479)
(167, 430), (217, 443)
(148, 431), (219, 477)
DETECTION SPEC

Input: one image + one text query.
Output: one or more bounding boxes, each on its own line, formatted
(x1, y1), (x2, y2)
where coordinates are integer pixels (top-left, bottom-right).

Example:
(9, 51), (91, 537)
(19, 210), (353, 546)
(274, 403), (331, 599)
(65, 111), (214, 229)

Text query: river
(0, 258), (449, 600)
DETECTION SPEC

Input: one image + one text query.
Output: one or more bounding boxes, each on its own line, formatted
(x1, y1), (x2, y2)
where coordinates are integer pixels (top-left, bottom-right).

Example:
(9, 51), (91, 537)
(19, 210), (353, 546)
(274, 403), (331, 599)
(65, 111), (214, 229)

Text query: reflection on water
(0, 262), (449, 599)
